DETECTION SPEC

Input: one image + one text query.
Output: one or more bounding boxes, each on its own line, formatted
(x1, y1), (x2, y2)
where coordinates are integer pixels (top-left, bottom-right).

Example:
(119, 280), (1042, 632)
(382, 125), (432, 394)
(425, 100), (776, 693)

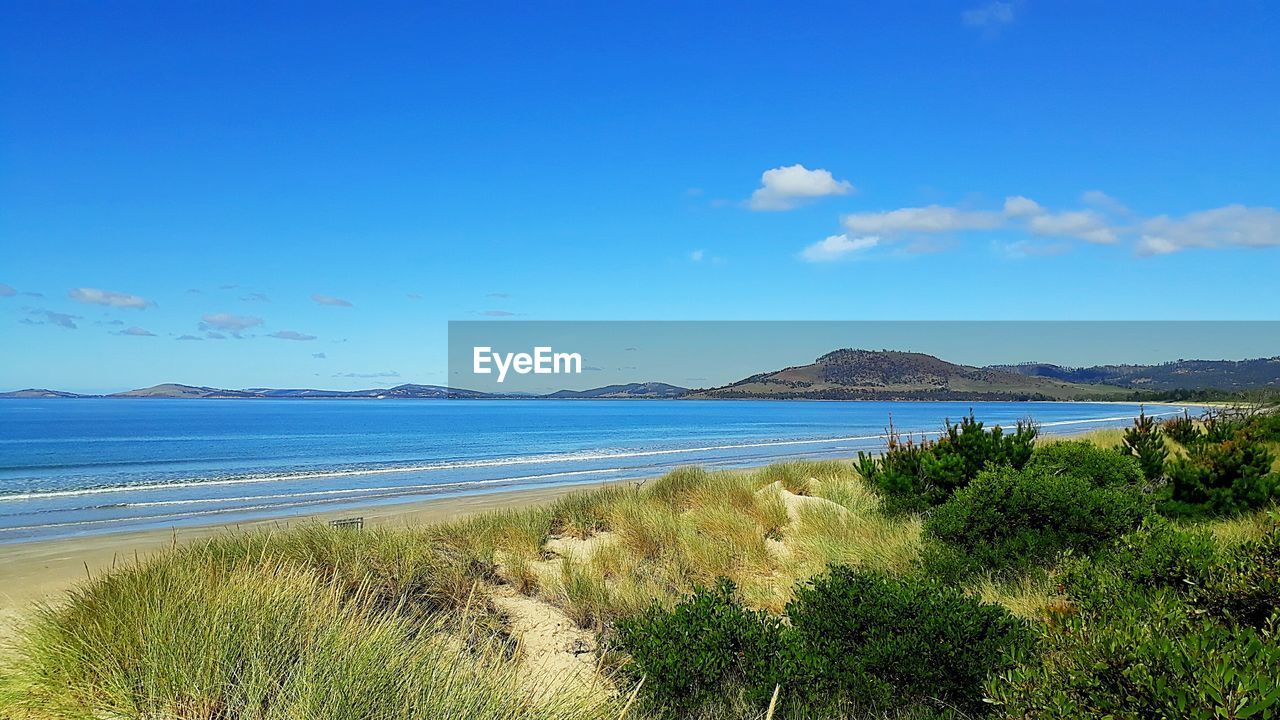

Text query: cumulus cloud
(801, 234), (881, 262)
(176, 334), (204, 341)
(811, 190), (1280, 258)
(68, 287), (151, 309)
(963, 1), (1014, 28)
(749, 164), (854, 211)
(268, 330), (317, 341)
(198, 313), (263, 337)
(0, 283), (16, 297)
(312, 293), (353, 307)
(842, 205), (1003, 234)
(205, 331), (227, 340)
(117, 326), (156, 337)
(1138, 205), (1280, 255)
(1002, 195), (1044, 218)
(1027, 210), (1118, 243)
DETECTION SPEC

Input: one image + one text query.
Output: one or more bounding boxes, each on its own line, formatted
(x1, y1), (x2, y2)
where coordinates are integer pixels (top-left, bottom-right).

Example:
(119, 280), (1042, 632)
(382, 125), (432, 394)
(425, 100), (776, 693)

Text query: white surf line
(0, 408), (1177, 504)
(108, 468), (626, 508)
(0, 468), (627, 533)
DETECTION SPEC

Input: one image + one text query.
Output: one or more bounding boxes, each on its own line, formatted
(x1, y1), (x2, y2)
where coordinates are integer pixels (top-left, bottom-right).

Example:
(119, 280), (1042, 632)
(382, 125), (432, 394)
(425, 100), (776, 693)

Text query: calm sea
(0, 399), (1174, 543)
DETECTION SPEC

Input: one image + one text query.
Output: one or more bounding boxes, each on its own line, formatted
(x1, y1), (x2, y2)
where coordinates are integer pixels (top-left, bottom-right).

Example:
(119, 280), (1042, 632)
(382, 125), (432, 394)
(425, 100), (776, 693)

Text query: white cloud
(198, 313), (263, 337)
(0, 283), (16, 297)
(1027, 210), (1118, 243)
(1003, 195), (1043, 218)
(690, 249), (705, 262)
(117, 326), (156, 337)
(801, 234), (881, 262)
(268, 330), (317, 341)
(842, 205), (1003, 234)
(963, 1), (1014, 28)
(68, 287), (151, 309)
(311, 293), (354, 307)
(749, 164), (854, 211)
(1081, 190), (1129, 214)
(1139, 205), (1280, 255)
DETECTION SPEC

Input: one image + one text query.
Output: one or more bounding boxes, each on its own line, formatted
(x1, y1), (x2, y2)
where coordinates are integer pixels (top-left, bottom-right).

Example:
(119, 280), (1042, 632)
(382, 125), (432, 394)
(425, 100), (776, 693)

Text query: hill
(690, 349), (1131, 401)
(0, 388), (91, 398)
(109, 384), (260, 398)
(545, 382), (689, 399)
(989, 357), (1280, 391)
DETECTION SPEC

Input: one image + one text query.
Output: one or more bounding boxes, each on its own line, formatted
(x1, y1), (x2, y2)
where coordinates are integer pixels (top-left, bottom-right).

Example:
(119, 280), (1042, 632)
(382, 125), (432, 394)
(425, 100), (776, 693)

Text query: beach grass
(0, 552), (613, 720)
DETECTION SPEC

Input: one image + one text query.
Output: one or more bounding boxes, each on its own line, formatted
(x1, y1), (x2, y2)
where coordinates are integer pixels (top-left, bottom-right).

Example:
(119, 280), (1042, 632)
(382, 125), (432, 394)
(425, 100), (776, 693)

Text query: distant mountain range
(0, 382), (671, 400)
(5, 352), (1279, 401)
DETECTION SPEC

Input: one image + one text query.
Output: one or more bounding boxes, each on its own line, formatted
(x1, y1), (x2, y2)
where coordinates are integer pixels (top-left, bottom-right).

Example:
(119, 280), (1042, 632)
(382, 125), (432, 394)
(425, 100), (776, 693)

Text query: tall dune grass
(0, 553), (611, 720)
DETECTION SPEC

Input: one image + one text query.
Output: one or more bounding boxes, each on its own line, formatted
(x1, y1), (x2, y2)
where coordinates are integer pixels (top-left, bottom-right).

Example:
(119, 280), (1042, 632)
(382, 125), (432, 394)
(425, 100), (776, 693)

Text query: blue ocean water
(0, 399), (1176, 543)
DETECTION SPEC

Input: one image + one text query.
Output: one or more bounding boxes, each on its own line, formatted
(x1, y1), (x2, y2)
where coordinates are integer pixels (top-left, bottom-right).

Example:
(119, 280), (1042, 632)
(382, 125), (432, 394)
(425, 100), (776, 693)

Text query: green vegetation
(855, 413), (1037, 513)
(921, 463), (1147, 579)
(2, 406), (1278, 720)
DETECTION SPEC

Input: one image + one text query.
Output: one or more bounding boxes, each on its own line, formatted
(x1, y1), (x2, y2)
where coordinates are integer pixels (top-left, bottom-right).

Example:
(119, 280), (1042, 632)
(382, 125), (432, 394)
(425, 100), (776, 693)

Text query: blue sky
(2, 1), (1278, 392)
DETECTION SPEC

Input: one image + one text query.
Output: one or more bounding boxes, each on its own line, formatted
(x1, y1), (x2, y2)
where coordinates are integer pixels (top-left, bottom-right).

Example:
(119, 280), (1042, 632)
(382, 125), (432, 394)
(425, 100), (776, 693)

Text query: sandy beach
(0, 479), (634, 638)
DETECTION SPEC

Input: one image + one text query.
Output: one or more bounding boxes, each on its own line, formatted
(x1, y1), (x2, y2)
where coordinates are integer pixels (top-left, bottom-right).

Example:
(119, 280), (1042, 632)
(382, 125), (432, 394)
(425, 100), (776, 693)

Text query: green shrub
(987, 602), (1280, 720)
(1123, 408), (1168, 481)
(989, 516), (1280, 720)
(857, 413), (1037, 514)
(1163, 410), (1201, 446)
(785, 567), (1032, 715)
(613, 579), (782, 716)
(1202, 408), (1253, 444)
(1059, 517), (1220, 611)
(923, 466), (1148, 578)
(1162, 437), (1279, 518)
(1195, 521), (1280, 629)
(1027, 440), (1144, 488)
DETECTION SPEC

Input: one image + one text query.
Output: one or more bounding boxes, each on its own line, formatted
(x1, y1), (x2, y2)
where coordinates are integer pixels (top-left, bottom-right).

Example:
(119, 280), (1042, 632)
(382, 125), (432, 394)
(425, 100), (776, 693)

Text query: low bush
(1026, 439), (1144, 488)
(1195, 520), (1280, 629)
(613, 569), (1031, 718)
(1162, 436), (1279, 518)
(987, 601), (1280, 720)
(1059, 517), (1220, 610)
(857, 413), (1037, 514)
(613, 580), (782, 716)
(989, 516), (1280, 719)
(923, 466), (1148, 578)
(785, 568), (1032, 715)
